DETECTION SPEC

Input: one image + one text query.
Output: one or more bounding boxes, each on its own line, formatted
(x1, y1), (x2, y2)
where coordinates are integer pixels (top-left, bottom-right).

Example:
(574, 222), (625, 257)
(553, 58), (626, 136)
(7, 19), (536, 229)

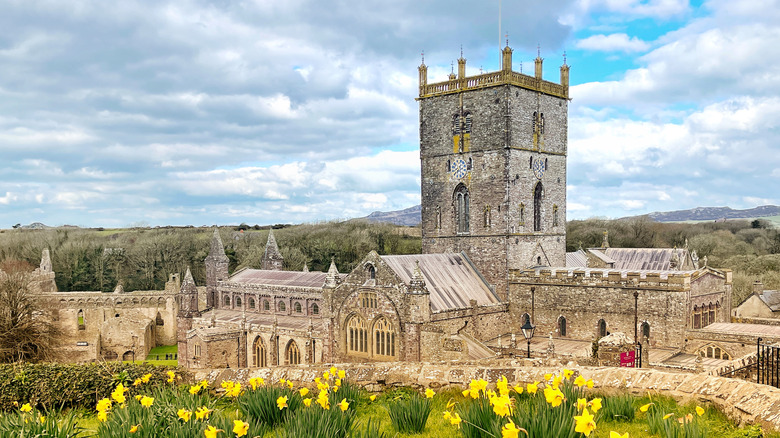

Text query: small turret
(408, 260), (428, 295)
(324, 257), (341, 289)
(205, 227), (229, 309)
(302, 262), (309, 273)
(502, 45), (513, 71)
(457, 55), (466, 79)
(178, 267), (200, 318)
(559, 55), (569, 98)
(534, 49), (543, 80)
(261, 229), (284, 271)
(39, 249), (52, 272)
(418, 52), (428, 95)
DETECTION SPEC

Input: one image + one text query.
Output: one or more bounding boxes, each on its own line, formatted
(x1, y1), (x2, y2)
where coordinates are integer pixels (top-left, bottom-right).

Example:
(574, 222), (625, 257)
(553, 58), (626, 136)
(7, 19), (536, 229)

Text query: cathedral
(174, 45), (734, 368)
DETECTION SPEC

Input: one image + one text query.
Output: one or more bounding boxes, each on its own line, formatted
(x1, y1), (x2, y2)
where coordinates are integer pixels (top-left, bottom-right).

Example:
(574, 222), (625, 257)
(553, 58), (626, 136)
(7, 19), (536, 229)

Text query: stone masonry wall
(192, 360), (780, 432)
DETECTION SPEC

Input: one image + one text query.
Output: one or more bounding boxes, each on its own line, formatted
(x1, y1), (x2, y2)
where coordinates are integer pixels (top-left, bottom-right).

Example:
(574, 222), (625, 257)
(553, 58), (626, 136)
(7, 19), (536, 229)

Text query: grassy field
(141, 345), (177, 366)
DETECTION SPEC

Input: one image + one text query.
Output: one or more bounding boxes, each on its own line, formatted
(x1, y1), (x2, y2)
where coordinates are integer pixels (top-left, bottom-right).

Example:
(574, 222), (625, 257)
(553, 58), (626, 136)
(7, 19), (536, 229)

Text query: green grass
(147, 345), (177, 356)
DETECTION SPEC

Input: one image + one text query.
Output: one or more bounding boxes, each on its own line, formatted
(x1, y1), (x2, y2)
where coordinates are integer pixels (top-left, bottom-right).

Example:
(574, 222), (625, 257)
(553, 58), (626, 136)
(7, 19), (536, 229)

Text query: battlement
(510, 267), (694, 290)
(417, 46), (569, 100)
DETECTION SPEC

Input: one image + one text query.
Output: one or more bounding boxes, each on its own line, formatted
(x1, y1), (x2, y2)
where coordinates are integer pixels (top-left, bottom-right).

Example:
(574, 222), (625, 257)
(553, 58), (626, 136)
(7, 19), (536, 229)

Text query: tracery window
(454, 184), (470, 234)
(641, 321), (650, 341)
(285, 340), (301, 365)
(294, 302), (302, 313)
(263, 300), (270, 311)
(312, 303), (320, 315)
(373, 317), (396, 358)
(347, 316), (368, 354)
(235, 297), (242, 307)
(278, 301), (286, 312)
(253, 337), (266, 368)
(360, 292), (377, 309)
(224, 295), (231, 307)
(249, 298), (256, 309)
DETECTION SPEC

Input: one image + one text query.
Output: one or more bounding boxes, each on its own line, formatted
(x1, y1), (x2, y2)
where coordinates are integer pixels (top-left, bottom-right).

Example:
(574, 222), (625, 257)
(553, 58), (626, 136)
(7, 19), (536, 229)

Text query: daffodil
(663, 413), (674, 420)
(369, 395), (377, 401)
(189, 385), (201, 395)
(502, 420), (521, 438)
(577, 398), (588, 411)
(574, 407), (597, 436)
(574, 375), (587, 387)
(317, 396), (330, 410)
(233, 420), (249, 437)
(443, 410), (452, 420)
(543, 386), (564, 407)
(277, 396), (288, 410)
(129, 424), (139, 433)
(513, 385), (524, 394)
(696, 406), (705, 416)
(167, 370), (176, 383)
(204, 425), (220, 438)
(590, 398), (602, 413)
(527, 381), (539, 394)
(303, 398), (312, 407)
(195, 406), (212, 420)
(462, 389), (470, 398)
(178, 408), (192, 422)
(425, 388), (435, 398)
(141, 373), (152, 383)
(140, 396), (154, 408)
(97, 411), (108, 422)
(338, 398), (349, 411)
(563, 369), (574, 380)
(492, 395), (512, 417)
(133, 378), (142, 387)
(610, 432), (629, 438)
(299, 387), (309, 397)
(446, 400), (456, 409)
(330, 366), (338, 376)
(335, 378), (342, 386)
(639, 403), (653, 413)
(20, 403), (32, 413)
(586, 379), (594, 388)
(323, 371), (330, 380)
(544, 373), (553, 381)
(450, 413), (462, 428)
(338, 370), (346, 379)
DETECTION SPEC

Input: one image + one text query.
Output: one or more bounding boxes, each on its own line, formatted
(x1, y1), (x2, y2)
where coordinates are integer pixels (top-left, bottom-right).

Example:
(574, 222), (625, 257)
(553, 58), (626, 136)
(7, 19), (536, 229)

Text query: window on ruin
(374, 317), (396, 358)
(294, 302), (302, 313)
(454, 184), (470, 234)
(533, 182), (543, 232)
(286, 340), (301, 365)
(155, 312), (164, 326)
(264, 300), (270, 311)
(347, 316), (369, 354)
(484, 205), (491, 228)
(312, 303), (320, 315)
(367, 264), (376, 280)
(224, 295), (231, 307)
(641, 322), (650, 341)
(597, 319), (607, 338)
(122, 351), (134, 361)
(278, 301), (286, 312)
(194, 345), (201, 358)
(249, 298), (256, 309)
(253, 337), (266, 367)
(77, 309), (85, 330)
(553, 205), (559, 227)
(519, 203), (525, 226)
(558, 316), (567, 337)
(235, 297), (242, 307)
(537, 256), (542, 265)
(693, 306), (701, 329)
(701, 344), (730, 360)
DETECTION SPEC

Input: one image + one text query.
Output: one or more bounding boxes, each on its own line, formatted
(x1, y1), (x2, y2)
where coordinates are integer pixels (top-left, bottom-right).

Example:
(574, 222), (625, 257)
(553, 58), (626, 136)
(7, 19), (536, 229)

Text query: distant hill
(363, 205), (421, 226)
(644, 205), (780, 222)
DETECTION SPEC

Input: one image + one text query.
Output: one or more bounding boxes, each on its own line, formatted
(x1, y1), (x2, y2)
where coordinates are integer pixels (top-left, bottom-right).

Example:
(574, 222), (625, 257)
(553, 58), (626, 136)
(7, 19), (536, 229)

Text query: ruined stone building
(176, 45), (735, 369)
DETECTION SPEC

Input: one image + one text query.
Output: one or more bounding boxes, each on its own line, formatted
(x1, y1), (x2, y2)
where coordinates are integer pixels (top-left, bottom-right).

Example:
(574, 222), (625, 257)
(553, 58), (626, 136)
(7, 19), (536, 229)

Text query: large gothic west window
(454, 184), (470, 234)
(373, 317), (396, 358)
(533, 183), (543, 232)
(347, 316), (368, 354)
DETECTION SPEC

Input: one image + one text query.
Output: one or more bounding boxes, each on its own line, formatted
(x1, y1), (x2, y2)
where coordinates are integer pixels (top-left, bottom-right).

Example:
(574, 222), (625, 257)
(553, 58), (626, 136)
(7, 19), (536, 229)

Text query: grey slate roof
(229, 269), (332, 288)
(758, 290), (780, 312)
(380, 253), (500, 313)
(204, 309), (323, 331)
(603, 248), (688, 270)
(697, 322), (780, 337)
(566, 250), (588, 268)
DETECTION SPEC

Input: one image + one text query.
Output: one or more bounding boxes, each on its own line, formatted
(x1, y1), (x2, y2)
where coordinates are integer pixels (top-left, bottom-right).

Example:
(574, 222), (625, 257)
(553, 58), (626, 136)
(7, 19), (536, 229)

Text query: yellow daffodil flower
(639, 403), (653, 413)
(204, 425), (220, 438)
(330, 366), (338, 376)
(195, 406), (212, 420)
(577, 398), (588, 411)
(97, 411), (108, 422)
(129, 424), (139, 433)
(20, 403), (32, 413)
(338, 398), (349, 411)
(233, 420), (249, 437)
(544, 373), (553, 381)
(446, 400), (456, 409)
(178, 408), (192, 422)
(590, 398), (602, 413)
(450, 413), (462, 428)
(492, 395), (512, 417)
(303, 398), (312, 407)
(140, 396), (154, 408)
(323, 372), (330, 380)
(563, 369), (574, 380)
(696, 406), (705, 416)
(610, 432), (629, 438)
(335, 378), (342, 386)
(574, 375), (587, 387)
(543, 386), (564, 407)
(135, 395), (143, 401)
(38, 415), (45, 424)
(167, 371), (176, 383)
(96, 398), (111, 412)
(189, 385), (201, 395)
(586, 379), (594, 388)
(316, 396), (330, 410)
(663, 413), (674, 420)
(527, 381), (539, 394)
(141, 374), (152, 383)
(502, 420), (521, 438)
(513, 385), (523, 394)
(200, 380), (209, 388)
(133, 378), (142, 387)
(425, 388), (435, 398)
(299, 387), (309, 397)
(338, 370), (346, 379)
(462, 389), (470, 398)
(369, 395), (376, 401)
(443, 410), (452, 420)
(287, 380), (294, 390)
(574, 407), (597, 436)
(277, 396), (288, 410)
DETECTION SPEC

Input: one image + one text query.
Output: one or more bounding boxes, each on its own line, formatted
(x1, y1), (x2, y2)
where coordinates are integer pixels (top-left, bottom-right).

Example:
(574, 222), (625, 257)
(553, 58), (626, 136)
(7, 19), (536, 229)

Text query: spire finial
(563, 50), (567, 65)
(537, 43), (541, 58)
(421, 50), (424, 64)
(460, 45), (463, 58)
(480, 65), (483, 74)
(451, 61), (454, 74)
(520, 61), (523, 73)
(505, 32), (509, 47)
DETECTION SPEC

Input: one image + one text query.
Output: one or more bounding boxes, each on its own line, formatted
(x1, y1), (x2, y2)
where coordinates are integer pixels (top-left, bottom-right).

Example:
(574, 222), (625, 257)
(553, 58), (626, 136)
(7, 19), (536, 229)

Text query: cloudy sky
(1, 0), (778, 228)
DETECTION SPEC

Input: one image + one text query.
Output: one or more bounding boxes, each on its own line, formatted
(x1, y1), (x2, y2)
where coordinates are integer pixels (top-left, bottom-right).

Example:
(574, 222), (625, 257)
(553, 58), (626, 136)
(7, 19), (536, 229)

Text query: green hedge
(0, 362), (184, 411)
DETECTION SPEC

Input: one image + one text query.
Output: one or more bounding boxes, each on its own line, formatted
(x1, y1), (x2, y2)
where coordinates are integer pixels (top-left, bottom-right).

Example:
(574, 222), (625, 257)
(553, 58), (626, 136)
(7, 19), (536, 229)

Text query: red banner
(620, 350), (636, 367)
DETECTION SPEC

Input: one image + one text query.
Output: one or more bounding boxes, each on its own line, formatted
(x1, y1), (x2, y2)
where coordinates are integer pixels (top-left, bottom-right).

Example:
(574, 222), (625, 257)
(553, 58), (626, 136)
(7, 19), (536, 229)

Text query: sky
(1, 0), (779, 228)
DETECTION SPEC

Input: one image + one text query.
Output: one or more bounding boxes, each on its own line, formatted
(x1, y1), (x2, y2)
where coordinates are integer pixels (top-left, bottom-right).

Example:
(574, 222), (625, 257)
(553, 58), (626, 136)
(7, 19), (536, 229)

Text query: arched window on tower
(553, 204), (559, 227)
(464, 113), (472, 133)
(519, 203), (525, 225)
(597, 319), (607, 338)
(540, 113), (545, 134)
(312, 303), (319, 315)
(452, 114), (461, 135)
(641, 321), (650, 341)
(558, 316), (567, 337)
(253, 337), (266, 367)
(454, 184), (470, 234)
(77, 309), (85, 330)
(484, 205), (491, 228)
(285, 340), (301, 365)
(533, 182), (543, 232)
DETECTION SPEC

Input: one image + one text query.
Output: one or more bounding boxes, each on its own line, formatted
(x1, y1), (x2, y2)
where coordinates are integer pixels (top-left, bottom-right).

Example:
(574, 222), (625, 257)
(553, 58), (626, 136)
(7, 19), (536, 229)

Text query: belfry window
(452, 114), (461, 135)
(224, 295), (230, 307)
(553, 204), (559, 227)
(484, 205), (491, 228)
(454, 184), (470, 234)
(533, 183), (543, 231)
(464, 113), (472, 133)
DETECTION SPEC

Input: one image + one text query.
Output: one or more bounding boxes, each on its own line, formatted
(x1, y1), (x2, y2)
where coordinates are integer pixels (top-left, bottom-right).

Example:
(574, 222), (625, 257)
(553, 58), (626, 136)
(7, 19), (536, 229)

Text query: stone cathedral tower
(418, 45), (570, 300)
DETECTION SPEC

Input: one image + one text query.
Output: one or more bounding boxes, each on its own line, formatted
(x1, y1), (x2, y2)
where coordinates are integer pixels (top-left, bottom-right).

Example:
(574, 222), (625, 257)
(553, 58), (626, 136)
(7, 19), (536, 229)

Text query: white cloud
(576, 33), (650, 52)
(576, 0), (689, 18)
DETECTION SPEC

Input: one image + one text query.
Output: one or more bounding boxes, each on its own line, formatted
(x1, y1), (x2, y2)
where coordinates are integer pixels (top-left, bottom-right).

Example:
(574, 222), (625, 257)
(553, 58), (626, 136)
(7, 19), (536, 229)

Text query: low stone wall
(192, 359), (780, 432)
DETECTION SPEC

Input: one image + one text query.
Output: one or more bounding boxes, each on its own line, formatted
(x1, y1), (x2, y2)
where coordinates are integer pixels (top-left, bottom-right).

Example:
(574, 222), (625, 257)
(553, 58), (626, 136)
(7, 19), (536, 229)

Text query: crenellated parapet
(417, 45), (569, 100)
(510, 267), (694, 290)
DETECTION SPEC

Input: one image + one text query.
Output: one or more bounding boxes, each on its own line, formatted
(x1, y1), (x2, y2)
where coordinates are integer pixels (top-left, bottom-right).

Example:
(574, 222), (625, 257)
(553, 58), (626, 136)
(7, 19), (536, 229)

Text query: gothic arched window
(558, 316), (567, 337)
(533, 182), (543, 232)
(285, 340), (301, 365)
(249, 298), (256, 309)
(464, 113), (472, 133)
(597, 319), (607, 338)
(641, 321), (650, 341)
(278, 301), (286, 312)
(294, 302), (302, 313)
(312, 303), (319, 315)
(374, 317), (396, 358)
(235, 296), (242, 307)
(263, 300), (270, 311)
(454, 184), (470, 234)
(452, 114), (461, 135)
(224, 295), (231, 307)
(347, 316), (368, 354)
(253, 337), (266, 368)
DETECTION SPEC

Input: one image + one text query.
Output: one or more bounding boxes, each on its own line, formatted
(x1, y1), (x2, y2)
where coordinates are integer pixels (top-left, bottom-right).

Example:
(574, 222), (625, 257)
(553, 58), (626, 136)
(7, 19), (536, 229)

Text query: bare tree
(0, 260), (59, 363)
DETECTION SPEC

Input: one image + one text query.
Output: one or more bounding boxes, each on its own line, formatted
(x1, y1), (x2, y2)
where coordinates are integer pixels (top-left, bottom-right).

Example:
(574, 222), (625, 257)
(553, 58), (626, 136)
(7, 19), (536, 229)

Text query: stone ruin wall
(191, 360), (780, 432)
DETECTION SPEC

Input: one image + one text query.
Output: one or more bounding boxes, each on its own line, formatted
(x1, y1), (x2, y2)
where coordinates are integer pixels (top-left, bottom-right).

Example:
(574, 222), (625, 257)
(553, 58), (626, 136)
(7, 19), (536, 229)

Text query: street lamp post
(521, 319), (536, 359)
